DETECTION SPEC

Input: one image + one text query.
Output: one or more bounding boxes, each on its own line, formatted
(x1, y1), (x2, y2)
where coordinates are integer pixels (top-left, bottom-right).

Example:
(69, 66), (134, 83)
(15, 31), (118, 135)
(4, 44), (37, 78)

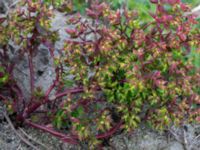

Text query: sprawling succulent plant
(63, 0), (200, 142)
(0, 0), (199, 148)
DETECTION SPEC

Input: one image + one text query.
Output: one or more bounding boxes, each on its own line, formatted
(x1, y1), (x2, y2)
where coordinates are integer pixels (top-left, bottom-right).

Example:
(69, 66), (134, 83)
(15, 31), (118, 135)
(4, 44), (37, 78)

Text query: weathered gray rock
(0, 0), (7, 14)
(109, 129), (168, 150)
(109, 125), (200, 150)
(164, 142), (184, 150)
(51, 10), (73, 51)
(0, 0), (16, 14)
(10, 10), (70, 100)
(12, 44), (56, 100)
(0, 121), (21, 150)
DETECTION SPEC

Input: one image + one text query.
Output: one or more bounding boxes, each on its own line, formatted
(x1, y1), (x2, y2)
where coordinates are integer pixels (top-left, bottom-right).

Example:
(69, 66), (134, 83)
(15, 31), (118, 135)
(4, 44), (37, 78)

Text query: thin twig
(9, 0), (20, 8)
(183, 129), (189, 150)
(4, 0), (20, 16)
(19, 127), (50, 150)
(3, 111), (39, 150)
(28, 54), (35, 94)
(16, 144), (22, 150)
(193, 134), (200, 144)
(168, 129), (183, 144)
(15, 67), (29, 76)
(189, 134), (200, 149)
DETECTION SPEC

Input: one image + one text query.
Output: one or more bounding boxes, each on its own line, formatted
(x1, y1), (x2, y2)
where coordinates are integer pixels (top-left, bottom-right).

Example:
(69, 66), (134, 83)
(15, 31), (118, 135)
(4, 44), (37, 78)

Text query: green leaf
(64, 79), (74, 87)
(0, 67), (9, 85)
(53, 110), (67, 129)
(71, 106), (84, 118)
(76, 124), (84, 131)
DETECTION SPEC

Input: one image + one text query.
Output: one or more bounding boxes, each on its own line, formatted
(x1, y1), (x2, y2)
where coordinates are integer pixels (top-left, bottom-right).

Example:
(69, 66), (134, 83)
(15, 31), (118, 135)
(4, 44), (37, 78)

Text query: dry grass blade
(19, 127), (50, 150)
(2, 111), (39, 150)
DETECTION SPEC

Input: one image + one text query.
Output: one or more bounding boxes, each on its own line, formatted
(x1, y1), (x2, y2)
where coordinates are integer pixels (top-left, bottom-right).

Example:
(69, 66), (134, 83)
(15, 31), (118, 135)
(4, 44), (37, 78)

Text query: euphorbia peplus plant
(0, 0), (59, 115)
(0, 0), (124, 146)
(0, 0), (79, 144)
(62, 0), (200, 144)
(0, 0), (200, 148)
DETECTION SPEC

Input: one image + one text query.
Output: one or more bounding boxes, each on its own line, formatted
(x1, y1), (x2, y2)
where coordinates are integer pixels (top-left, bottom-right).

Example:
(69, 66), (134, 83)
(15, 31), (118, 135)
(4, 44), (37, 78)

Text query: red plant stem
(65, 39), (93, 44)
(23, 85), (101, 119)
(45, 79), (57, 97)
(24, 120), (78, 144)
(96, 120), (123, 139)
(142, 21), (155, 30)
(11, 85), (24, 111)
(0, 94), (7, 102)
(53, 88), (84, 100)
(54, 86), (101, 100)
(8, 63), (15, 74)
(22, 87), (85, 119)
(45, 66), (60, 98)
(42, 40), (55, 58)
(70, 98), (105, 111)
(22, 101), (41, 118)
(28, 54), (34, 94)
(13, 84), (25, 101)
(25, 119), (122, 144)
(70, 117), (80, 123)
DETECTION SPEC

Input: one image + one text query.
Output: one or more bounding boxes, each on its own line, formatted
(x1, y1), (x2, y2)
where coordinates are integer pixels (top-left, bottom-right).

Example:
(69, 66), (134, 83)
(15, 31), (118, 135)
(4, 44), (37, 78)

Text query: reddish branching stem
(28, 54), (35, 95)
(0, 94), (7, 102)
(25, 120), (78, 144)
(53, 87), (84, 100)
(96, 120), (123, 139)
(22, 87), (86, 119)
